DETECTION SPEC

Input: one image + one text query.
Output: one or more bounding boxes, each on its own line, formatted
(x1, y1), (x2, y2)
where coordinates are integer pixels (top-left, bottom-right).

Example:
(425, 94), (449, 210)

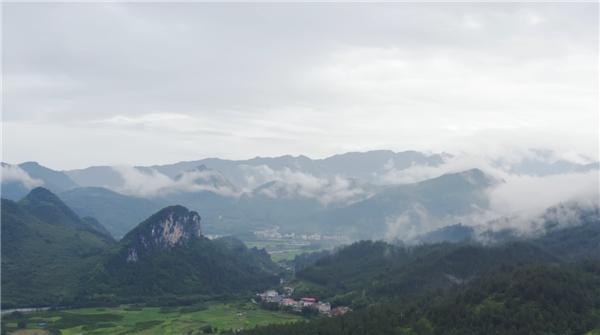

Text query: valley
(244, 227), (347, 263)
(3, 2), (598, 333)
(1, 151), (599, 334)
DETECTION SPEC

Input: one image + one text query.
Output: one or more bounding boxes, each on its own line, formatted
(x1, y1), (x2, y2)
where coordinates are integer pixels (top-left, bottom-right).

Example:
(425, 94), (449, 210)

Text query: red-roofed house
(300, 297), (317, 307)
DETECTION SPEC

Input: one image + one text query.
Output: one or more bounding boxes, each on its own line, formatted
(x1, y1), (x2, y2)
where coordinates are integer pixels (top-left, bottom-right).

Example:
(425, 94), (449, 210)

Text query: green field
(3, 302), (303, 335)
(245, 239), (337, 262)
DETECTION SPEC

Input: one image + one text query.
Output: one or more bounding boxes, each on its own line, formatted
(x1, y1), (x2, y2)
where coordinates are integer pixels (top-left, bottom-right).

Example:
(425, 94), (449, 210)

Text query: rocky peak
(122, 206), (201, 261)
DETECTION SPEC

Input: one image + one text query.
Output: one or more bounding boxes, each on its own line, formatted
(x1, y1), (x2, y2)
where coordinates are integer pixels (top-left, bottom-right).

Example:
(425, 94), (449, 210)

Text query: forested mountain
(2, 151), (598, 240)
(149, 150), (447, 184)
(1, 188), (115, 308)
(58, 151), (445, 189)
(65, 165), (125, 189)
(1, 189), (280, 308)
(293, 215), (599, 305)
(240, 262), (600, 335)
(1, 170), (599, 335)
(50, 166), (498, 239)
(17, 162), (79, 192)
(0, 162), (33, 201)
(240, 218), (600, 335)
(293, 240), (557, 306)
(82, 205), (280, 304)
(313, 169), (493, 238)
(1, 162), (79, 200)
(60, 186), (162, 238)
(534, 213), (600, 260)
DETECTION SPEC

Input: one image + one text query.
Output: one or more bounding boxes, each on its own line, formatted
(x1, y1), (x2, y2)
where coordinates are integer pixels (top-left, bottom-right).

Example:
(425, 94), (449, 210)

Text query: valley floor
(2, 302), (303, 335)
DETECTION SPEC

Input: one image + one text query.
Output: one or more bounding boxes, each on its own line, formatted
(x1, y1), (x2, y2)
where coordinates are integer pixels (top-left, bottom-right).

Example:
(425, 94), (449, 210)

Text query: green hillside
(237, 218), (600, 335)
(81, 206), (281, 305)
(60, 187), (162, 238)
(2, 189), (281, 309)
(1, 188), (115, 308)
(239, 262), (600, 335)
(293, 240), (556, 306)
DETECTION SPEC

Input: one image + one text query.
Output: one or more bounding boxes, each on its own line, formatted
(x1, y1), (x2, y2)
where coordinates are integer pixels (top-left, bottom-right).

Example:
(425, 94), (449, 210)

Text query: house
(315, 302), (331, 314)
(282, 286), (295, 296)
(300, 297), (317, 307)
(269, 295), (283, 304)
(257, 289), (281, 303)
(281, 298), (297, 307)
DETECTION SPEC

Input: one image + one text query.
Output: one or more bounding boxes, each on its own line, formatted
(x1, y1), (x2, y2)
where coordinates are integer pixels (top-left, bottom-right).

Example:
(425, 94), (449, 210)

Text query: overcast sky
(2, 3), (598, 169)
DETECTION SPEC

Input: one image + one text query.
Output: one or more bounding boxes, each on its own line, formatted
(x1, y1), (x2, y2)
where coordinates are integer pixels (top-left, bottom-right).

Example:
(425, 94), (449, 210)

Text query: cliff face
(121, 205), (201, 262)
(88, 205), (279, 300)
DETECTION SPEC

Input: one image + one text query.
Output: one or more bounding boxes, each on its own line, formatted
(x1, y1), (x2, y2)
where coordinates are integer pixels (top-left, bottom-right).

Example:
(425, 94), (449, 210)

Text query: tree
(414, 318), (433, 335)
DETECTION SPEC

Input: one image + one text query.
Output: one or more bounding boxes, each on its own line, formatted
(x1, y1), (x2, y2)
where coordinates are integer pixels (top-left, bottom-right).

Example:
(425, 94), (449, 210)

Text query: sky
(2, 2), (598, 170)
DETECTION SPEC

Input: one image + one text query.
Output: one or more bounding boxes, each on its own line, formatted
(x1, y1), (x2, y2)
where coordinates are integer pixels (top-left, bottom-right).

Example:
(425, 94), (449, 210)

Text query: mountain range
(1, 188), (280, 308)
(2, 150), (598, 240)
(2, 184), (599, 334)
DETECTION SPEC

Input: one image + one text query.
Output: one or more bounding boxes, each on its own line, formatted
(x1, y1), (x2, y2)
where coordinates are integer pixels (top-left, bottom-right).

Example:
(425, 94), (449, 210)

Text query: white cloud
(1, 164), (44, 189)
(112, 166), (241, 198)
(111, 162), (371, 205)
(241, 165), (371, 205)
(377, 154), (494, 185)
(112, 166), (173, 197)
(172, 168), (240, 197)
(381, 159), (599, 241)
(385, 214), (417, 242)
(487, 170), (599, 223)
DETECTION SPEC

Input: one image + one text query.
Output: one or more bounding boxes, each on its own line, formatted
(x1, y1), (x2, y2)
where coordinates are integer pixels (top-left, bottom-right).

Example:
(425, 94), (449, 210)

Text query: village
(253, 226), (349, 242)
(255, 287), (351, 317)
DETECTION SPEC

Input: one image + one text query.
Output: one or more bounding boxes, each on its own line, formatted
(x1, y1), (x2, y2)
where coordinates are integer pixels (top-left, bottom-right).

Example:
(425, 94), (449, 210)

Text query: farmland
(2, 302), (303, 335)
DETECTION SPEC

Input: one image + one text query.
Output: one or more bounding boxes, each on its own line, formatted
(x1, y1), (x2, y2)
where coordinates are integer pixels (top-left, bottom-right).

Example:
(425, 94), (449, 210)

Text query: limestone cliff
(120, 205), (201, 262)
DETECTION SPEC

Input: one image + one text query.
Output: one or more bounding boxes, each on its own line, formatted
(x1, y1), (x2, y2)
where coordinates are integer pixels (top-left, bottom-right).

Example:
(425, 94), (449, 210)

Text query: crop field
(2, 302), (303, 335)
(244, 239), (337, 262)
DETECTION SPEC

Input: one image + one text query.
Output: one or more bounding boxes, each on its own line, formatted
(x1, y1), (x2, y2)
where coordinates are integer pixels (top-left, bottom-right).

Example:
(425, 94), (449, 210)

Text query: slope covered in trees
(239, 262), (600, 335)
(1, 188), (115, 308)
(238, 217), (600, 334)
(2, 189), (281, 308)
(82, 206), (281, 305)
(293, 240), (556, 306)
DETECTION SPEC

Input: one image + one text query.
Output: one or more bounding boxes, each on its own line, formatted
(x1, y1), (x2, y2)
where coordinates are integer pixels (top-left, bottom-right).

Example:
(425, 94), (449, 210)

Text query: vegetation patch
(4, 302), (302, 335)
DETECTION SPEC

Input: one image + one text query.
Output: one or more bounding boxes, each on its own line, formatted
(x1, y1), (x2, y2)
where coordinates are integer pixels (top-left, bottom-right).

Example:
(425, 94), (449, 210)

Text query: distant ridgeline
(1, 187), (280, 308)
(3, 151), (598, 241)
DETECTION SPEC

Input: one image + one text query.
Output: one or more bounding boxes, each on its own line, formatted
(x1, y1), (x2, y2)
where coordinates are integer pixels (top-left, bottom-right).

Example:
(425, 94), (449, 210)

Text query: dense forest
(237, 262), (600, 335)
(1, 189), (115, 308)
(236, 217), (600, 334)
(1, 188), (281, 309)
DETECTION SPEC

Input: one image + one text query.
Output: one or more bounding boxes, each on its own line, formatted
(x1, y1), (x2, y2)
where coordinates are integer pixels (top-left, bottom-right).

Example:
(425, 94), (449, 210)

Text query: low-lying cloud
(112, 166), (240, 198)
(111, 163), (372, 206)
(488, 171), (598, 221)
(383, 165), (599, 242)
(241, 165), (372, 205)
(1, 164), (43, 189)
